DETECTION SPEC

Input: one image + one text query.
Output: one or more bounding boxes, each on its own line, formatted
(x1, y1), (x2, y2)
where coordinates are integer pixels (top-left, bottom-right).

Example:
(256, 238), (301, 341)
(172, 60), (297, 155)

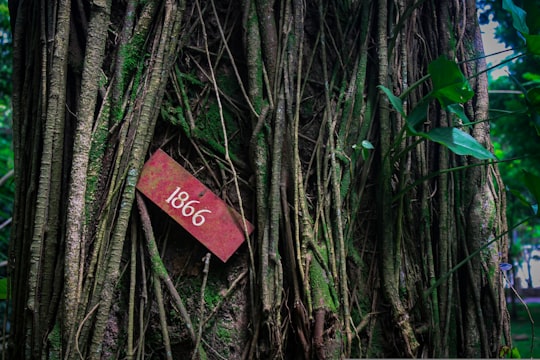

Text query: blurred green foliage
(480, 0), (540, 242)
(0, 0), (14, 268)
(507, 302), (540, 358)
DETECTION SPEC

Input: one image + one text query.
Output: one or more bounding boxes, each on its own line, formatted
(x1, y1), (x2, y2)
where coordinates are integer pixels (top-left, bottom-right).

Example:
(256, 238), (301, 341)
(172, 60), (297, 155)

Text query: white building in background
(512, 245), (540, 289)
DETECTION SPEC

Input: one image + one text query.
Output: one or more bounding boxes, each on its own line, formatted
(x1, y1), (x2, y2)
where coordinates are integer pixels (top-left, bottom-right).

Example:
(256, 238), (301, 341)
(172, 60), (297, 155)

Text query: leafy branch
(379, 55), (495, 161)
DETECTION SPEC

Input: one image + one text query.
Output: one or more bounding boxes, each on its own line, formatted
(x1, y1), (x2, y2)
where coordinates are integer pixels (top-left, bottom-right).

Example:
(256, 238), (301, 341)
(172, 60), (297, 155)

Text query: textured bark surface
(8, 0), (509, 358)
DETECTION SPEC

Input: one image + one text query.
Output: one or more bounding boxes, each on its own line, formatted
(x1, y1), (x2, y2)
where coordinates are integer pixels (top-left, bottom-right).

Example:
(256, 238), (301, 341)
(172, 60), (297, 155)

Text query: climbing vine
(7, 0), (511, 358)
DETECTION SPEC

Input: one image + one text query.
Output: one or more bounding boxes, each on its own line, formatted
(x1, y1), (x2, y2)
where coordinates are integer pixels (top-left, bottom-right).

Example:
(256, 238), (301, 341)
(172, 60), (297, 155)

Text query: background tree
(0, 0), (13, 267)
(8, 0), (509, 358)
(479, 0), (540, 223)
(479, 0), (540, 294)
(0, 0), (14, 309)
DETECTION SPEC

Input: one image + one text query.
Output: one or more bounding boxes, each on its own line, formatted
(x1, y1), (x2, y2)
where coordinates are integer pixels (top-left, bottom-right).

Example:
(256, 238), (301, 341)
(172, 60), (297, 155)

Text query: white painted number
(165, 187), (212, 226)
(192, 209), (211, 226)
(182, 200), (199, 217)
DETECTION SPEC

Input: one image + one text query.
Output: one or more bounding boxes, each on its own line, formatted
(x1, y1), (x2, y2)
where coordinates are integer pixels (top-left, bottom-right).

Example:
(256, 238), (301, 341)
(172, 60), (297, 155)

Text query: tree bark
(8, 0), (509, 358)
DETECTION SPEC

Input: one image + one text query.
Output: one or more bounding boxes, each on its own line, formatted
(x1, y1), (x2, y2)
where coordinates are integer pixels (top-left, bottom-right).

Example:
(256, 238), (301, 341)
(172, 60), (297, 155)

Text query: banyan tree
(8, 0), (509, 358)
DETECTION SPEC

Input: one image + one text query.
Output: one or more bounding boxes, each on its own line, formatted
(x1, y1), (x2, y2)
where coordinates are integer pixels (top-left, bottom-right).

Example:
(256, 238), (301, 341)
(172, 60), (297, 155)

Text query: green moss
(121, 33), (146, 84)
(346, 241), (362, 268)
(112, 33), (147, 122)
(309, 246), (338, 312)
(47, 322), (61, 360)
(160, 104), (190, 134)
(150, 253), (168, 279)
(366, 325), (385, 357)
(193, 100), (241, 163)
(179, 71), (204, 87)
(339, 161), (351, 201)
(175, 108), (190, 135)
(164, 68), (247, 163)
(175, 277), (223, 312)
(203, 281), (222, 310)
(146, 237), (168, 279)
(85, 101), (110, 225)
(216, 326), (232, 342)
(129, 61), (144, 105)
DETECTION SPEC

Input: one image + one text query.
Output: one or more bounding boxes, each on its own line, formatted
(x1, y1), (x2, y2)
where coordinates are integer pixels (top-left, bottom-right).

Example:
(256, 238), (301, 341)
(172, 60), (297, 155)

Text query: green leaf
(502, 0), (540, 53)
(378, 85), (405, 116)
(510, 346), (522, 359)
(428, 56), (474, 106)
(361, 140), (374, 149)
(508, 188), (534, 209)
(527, 87), (540, 112)
(352, 140), (374, 150)
(421, 127), (496, 160)
(503, 0), (529, 34)
(525, 34), (540, 55)
(523, 170), (540, 214)
(446, 103), (470, 125)
(523, 1), (540, 34)
(352, 140), (375, 161)
(361, 140), (374, 160)
(523, 72), (540, 83)
(406, 98), (429, 133)
(0, 277), (8, 300)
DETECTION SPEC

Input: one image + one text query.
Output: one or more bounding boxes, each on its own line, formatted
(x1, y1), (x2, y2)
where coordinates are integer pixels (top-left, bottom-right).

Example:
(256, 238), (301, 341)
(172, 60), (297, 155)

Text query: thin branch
(153, 274), (173, 360)
(136, 192), (196, 342)
(126, 221), (138, 360)
(192, 253), (211, 360)
(503, 271), (535, 356)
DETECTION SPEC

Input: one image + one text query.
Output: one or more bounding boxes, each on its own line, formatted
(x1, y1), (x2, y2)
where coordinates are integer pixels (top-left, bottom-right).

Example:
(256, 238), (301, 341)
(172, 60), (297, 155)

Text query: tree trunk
(8, 0), (510, 358)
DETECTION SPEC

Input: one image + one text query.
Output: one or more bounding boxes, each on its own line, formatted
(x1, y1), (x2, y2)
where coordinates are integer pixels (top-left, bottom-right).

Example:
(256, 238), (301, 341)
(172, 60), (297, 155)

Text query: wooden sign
(136, 149), (254, 262)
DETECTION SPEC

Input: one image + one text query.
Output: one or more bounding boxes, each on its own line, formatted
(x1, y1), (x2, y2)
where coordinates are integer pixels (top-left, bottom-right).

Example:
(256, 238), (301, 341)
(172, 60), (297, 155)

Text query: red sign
(136, 149), (254, 262)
